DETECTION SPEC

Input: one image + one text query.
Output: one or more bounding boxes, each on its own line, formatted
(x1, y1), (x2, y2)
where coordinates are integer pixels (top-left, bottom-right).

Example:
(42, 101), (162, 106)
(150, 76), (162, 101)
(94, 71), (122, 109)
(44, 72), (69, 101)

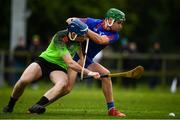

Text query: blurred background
(0, 0), (180, 91)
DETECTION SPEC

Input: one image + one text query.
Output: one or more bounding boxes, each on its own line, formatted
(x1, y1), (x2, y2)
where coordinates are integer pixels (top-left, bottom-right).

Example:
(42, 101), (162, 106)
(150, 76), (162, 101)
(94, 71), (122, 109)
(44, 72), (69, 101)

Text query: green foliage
(1, 0), (180, 52)
(0, 0), (10, 49)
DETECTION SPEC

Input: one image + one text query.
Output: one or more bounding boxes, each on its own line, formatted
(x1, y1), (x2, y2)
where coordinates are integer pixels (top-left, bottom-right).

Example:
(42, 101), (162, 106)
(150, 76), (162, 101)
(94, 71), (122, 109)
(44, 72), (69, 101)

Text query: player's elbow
(95, 36), (109, 44)
(104, 70), (110, 75)
(97, 40), (108, 45)
(95, 39), (103, 44)
(67, 60), (78, 71)
(67, 61), (74, 68)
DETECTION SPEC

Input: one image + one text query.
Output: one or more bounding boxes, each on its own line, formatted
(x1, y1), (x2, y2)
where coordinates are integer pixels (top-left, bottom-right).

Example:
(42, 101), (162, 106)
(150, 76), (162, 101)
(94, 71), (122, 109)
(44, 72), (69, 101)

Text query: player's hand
(66, 18), (75, 24)
(88, 71), (100, 79)
(67, 18), (88, 34)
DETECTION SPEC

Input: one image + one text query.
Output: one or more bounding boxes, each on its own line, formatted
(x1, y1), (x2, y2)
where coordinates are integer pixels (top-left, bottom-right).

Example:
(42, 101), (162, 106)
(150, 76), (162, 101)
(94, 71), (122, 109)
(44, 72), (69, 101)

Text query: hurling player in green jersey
(3, 19), (100, 114)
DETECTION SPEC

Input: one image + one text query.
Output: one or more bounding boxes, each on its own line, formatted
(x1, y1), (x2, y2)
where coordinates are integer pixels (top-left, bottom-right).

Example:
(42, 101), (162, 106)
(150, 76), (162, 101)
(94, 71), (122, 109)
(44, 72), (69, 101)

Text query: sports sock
(107, 101), (115, 110)
(36, 96), (49, 106)
(8, 97), (17, 108)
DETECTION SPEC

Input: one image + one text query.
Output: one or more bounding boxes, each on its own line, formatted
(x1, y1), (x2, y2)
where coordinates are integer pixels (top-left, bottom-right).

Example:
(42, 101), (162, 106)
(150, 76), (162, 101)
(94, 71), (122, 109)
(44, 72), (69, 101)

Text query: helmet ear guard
(105, 8), (126, 26)
(105, 18), (115, 27)
(68, 32), (77, 41)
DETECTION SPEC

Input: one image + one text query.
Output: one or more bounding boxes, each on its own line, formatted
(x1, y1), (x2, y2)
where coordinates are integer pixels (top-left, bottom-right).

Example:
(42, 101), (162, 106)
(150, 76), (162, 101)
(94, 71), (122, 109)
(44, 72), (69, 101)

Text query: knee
(63, 84), (73, 94)
(101, 70), (111, 81)
(104, 70), (110, 75)
(55, 80), (68, 92)
(56, 80), (67, 87)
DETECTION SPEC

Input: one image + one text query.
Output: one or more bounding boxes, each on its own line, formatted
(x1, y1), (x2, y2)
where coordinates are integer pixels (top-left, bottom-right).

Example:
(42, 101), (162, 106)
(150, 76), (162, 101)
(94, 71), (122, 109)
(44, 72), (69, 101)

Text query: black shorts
(34, 57), (67, 80)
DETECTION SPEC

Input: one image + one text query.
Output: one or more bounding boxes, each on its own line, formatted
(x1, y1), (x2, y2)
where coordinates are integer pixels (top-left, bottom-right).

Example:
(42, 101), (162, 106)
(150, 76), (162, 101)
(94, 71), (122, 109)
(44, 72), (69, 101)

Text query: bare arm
(77, 48), (84, 66)
(63, 53), (100, 79)
(66, 17), (110, 45)
(63, 53), (90, 75)
(86, 29), (110, 44)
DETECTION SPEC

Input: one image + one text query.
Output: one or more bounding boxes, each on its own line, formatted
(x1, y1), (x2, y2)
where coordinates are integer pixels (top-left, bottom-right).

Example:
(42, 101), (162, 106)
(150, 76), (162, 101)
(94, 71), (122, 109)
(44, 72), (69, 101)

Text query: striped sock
(107, 101), (115, 110)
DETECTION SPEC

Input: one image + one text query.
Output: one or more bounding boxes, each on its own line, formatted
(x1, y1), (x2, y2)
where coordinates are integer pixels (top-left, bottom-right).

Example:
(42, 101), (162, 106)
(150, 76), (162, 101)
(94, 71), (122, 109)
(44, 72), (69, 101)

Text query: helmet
(105, 8), (125, 22)
(67, 18), (88, 36)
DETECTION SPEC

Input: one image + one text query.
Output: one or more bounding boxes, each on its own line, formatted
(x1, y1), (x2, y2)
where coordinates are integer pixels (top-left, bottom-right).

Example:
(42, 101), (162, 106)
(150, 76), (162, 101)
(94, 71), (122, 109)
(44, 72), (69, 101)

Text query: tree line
(0, 0), (180, 53)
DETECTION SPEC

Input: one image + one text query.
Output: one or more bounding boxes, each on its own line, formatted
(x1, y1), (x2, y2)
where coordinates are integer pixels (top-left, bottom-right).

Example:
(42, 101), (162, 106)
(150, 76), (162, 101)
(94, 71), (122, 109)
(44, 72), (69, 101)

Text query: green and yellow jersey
(40, 30), (80, 70)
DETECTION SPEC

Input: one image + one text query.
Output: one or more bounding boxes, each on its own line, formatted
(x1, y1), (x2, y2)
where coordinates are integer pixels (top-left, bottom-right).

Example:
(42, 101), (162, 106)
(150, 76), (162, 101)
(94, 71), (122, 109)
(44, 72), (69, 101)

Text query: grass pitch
(0, 83), (180, 119)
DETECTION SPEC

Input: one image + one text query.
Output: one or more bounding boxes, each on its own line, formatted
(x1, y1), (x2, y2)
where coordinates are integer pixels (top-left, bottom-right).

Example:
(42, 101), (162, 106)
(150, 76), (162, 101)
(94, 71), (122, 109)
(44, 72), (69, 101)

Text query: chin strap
(68, 32), (77, 41)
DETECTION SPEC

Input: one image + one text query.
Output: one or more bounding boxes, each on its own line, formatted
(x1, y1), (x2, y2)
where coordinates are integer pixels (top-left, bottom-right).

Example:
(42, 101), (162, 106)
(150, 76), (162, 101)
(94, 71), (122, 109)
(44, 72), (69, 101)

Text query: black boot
(3, 105), (13, 113)
(28, 104), (46, 114)
(2, 97), (17, 113)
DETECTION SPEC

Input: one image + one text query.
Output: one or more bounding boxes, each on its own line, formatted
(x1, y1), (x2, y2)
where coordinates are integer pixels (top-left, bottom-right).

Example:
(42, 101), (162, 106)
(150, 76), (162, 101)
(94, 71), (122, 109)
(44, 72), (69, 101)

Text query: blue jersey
(74, 18), (120, 67)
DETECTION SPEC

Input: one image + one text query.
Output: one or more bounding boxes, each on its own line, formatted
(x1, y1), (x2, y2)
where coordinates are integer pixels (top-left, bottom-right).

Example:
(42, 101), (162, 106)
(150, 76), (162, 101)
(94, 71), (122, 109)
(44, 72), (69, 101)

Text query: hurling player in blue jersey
(66, 8), (126, 117)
